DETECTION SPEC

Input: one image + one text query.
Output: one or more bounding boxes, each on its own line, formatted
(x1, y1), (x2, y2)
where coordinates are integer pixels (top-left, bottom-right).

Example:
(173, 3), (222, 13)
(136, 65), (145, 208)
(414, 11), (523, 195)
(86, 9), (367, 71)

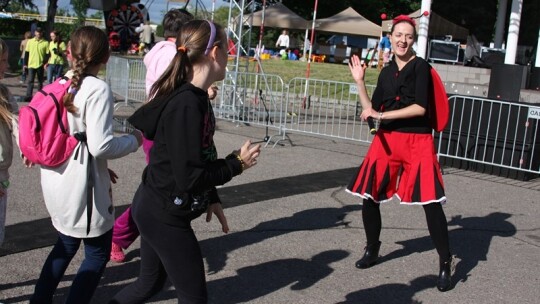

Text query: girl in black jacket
(110, 20), (261, 304)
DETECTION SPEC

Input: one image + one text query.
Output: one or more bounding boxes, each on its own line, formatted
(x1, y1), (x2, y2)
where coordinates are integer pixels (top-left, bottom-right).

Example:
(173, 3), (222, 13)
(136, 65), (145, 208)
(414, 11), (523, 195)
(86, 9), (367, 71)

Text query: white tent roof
(381, 9), (469, 41)
(245, 3), (309, 30)
(315, 7), (381, 37)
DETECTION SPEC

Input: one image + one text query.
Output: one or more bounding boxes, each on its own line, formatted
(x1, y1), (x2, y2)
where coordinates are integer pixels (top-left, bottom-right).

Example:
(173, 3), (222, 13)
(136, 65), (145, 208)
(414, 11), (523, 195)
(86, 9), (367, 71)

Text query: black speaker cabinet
(480, 47), (505, 66)
(435, 96), (540, 181)
(488, 64), (528, 102)
(529, 67), (540, 90)
(428, 40), (460, 63)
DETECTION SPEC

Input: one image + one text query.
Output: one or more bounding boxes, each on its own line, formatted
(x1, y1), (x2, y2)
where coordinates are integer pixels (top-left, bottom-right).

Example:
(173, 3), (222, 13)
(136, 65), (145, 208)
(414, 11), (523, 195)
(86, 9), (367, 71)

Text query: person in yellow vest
(23, 27), (49, 102)
(46, 30), (66, 84)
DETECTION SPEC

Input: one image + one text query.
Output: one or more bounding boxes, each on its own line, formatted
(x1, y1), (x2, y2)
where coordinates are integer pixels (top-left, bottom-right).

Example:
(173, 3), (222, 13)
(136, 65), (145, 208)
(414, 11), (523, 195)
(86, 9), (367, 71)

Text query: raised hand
(348, 55), (367, 83)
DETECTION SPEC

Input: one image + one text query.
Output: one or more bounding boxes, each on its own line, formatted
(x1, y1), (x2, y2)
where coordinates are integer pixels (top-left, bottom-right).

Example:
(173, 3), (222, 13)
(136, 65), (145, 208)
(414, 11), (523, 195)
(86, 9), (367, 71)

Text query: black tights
(362, 198), (451, 262)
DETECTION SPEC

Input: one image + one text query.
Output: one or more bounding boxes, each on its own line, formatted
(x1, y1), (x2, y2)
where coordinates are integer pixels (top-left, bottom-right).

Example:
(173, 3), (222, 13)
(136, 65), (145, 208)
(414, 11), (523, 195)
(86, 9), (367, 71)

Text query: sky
(46, 0), (227, 23)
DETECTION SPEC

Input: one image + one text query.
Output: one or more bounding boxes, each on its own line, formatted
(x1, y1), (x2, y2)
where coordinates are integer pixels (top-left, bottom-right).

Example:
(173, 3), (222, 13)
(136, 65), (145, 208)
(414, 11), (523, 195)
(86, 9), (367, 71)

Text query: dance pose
(346, 15), (453, 292)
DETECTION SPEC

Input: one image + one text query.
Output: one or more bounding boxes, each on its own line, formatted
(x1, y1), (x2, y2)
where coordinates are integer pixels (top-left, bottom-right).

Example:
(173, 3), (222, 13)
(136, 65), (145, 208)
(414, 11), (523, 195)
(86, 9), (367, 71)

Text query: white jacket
(40, 76), (139, 238)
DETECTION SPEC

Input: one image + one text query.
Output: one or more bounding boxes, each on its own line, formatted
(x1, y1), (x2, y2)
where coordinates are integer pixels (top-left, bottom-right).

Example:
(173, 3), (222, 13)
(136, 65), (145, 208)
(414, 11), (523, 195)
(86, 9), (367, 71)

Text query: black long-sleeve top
(129, 83), (242, 221)
(371, 57), (432, 134)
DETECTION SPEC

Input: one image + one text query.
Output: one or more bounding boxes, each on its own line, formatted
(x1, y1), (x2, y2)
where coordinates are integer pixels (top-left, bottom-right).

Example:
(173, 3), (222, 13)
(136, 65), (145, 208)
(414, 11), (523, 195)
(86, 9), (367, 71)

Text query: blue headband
(205, 20), (216, 56)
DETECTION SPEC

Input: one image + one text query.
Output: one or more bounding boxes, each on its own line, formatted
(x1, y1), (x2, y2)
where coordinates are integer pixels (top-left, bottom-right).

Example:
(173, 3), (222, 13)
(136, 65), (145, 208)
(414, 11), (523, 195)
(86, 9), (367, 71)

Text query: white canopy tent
(244, 2), (309, 30)
(316, 7), (382, 38)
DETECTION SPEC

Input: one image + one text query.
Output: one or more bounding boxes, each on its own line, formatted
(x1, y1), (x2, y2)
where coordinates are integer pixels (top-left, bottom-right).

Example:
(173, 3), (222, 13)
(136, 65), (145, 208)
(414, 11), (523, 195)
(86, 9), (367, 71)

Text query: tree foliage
(0, 0), (36, 11)
(70, 0), (89, 27)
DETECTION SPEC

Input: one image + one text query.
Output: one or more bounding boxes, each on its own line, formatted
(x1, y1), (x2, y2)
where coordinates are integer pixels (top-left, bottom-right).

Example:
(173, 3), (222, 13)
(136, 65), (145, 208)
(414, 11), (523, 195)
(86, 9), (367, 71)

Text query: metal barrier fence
(105, 57), (539, 179)
(106, 56), (146, 111)
(284, 77), (376, 144)
(213, 72), (377, 146)
(434, 95), (540, 179)
(215, 71), (285, 125)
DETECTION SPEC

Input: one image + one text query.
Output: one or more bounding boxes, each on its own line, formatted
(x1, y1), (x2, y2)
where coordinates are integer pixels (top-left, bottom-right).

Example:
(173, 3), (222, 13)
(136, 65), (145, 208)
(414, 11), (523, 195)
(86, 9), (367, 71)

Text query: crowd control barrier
(434, 95), (540, 180)
(105, 57), (540, 181)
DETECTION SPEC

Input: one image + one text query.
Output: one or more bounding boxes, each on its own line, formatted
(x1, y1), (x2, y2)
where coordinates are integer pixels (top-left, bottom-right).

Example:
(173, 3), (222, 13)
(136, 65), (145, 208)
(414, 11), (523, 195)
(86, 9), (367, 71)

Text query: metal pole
(534, 27), (540, 68)
(494, 0), (509, 48)
(504, 0), (523, 64)
(416, 0), (432, 59)
(302, 0), (318, 109)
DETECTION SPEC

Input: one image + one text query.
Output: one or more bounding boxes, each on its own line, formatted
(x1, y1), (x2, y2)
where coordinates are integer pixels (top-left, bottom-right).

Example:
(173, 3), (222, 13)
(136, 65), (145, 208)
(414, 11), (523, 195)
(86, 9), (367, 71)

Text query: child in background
(0, 38), (20, 247)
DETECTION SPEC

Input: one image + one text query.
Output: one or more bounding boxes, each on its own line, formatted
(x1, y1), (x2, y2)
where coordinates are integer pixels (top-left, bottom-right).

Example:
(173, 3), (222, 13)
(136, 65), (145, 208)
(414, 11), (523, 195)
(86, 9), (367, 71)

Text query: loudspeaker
(480, 47), (505, 66)
(428, 40), (460, 63)
(529, 67), (540, 90)
(488, 64), (528, 101)
(88, 0), (117, 11)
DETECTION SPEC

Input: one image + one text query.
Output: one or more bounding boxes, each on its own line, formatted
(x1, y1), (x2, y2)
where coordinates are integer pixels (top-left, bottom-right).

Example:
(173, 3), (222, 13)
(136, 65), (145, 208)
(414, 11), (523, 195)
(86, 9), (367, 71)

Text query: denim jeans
(25, 66), (44, 99)
(47, 64), (64, 84)
(30, 229), (112, 304)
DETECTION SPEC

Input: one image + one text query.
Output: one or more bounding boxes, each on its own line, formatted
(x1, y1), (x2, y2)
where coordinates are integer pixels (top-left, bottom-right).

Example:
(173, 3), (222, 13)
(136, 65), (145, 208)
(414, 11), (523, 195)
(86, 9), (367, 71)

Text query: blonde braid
(63, 59), (88, 114)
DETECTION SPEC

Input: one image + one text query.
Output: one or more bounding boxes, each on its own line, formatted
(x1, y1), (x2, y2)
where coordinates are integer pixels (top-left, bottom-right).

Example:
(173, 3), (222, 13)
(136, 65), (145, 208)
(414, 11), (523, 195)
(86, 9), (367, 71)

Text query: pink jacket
(144, 40), (177, 96)
(142, 40), (177, 162)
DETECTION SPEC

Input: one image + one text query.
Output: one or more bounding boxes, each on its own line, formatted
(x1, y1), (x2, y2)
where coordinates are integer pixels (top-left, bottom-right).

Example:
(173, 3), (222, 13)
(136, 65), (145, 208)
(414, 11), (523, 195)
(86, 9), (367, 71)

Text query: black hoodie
(128, 82), (242, 221)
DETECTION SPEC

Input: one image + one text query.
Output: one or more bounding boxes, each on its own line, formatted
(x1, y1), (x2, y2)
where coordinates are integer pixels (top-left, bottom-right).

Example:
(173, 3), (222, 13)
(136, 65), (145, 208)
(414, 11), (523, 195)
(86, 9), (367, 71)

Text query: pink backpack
(18, 77), (85, 167)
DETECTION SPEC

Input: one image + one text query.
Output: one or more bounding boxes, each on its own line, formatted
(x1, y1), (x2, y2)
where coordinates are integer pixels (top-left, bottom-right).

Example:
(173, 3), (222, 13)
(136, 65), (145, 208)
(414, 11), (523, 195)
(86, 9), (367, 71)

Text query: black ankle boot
(355, 241), (381, 269)
(437, 256), (453, 292)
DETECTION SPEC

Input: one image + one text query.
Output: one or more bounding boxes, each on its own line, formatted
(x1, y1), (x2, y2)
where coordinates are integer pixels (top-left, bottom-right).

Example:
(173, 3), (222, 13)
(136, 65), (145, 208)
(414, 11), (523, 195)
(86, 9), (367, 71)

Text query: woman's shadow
(206, 249), (350, 304)
(376, 212), (516, 289)
(200, 205), (359, 274)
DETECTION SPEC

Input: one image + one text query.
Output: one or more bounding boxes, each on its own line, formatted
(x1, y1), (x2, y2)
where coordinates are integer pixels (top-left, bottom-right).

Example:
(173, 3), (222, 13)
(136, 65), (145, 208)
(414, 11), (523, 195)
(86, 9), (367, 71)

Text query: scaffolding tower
(220, 0), (271, 121)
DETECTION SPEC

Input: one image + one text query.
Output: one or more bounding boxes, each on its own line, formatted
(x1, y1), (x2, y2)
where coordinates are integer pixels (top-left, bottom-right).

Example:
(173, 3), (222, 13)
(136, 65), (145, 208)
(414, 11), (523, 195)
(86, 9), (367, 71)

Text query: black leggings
(362, 198), (451, 261)
(109, 187), (207, 304)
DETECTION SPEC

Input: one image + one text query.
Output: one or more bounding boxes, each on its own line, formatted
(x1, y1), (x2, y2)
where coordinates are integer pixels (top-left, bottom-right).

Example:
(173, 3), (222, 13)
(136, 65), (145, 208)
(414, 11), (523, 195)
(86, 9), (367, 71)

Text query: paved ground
(0, 74), (539, 303)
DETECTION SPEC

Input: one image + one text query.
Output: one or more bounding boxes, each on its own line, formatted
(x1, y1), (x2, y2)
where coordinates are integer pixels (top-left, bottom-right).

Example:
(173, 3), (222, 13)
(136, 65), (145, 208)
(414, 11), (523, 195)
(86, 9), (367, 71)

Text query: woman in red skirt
(346, 15), (452, 292)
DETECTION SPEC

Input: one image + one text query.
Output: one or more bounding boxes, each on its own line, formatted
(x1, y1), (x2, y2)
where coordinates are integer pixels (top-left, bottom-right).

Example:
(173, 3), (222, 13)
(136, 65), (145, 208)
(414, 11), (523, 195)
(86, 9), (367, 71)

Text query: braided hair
(63, 26), (109, 114)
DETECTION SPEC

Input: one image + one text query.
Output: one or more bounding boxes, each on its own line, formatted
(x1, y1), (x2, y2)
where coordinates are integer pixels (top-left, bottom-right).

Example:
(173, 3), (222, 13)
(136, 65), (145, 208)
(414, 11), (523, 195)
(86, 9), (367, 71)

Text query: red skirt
(347, 130), (446, 205)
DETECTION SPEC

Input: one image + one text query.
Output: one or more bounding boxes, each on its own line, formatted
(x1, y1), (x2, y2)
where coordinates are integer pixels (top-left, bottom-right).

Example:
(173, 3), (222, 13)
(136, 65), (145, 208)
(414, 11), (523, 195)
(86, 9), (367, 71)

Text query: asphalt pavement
(0, 73), (539, 303)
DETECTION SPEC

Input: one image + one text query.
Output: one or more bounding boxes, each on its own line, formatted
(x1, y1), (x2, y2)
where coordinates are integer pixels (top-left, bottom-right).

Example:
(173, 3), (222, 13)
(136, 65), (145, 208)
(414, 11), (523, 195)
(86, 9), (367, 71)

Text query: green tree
(0, 0), (36, 12)
(46, 0), (59, 34)
(213, 5), (239, 28)
(71, 0), (89, 27)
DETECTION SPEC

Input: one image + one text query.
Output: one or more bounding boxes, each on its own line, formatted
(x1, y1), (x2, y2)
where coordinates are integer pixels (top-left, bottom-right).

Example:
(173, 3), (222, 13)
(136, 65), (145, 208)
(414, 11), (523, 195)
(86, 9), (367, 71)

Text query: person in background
(47, 30), (66, 84)
(109, 19), (260, 303)
(29, 26), (143, 304)
(275, 29), (289, 50)
(379, 32), (392, 67)
(23, 27), (48, 102)
(110, 8), (197, 264)
(0, 38), (20, 248)
(19, 31), (32, 85)
(346, 15), (453, 292)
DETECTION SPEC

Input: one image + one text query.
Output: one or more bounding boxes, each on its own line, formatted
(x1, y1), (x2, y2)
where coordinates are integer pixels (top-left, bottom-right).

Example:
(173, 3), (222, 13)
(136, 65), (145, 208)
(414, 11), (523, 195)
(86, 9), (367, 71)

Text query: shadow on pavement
(0, 167), (357, 257)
